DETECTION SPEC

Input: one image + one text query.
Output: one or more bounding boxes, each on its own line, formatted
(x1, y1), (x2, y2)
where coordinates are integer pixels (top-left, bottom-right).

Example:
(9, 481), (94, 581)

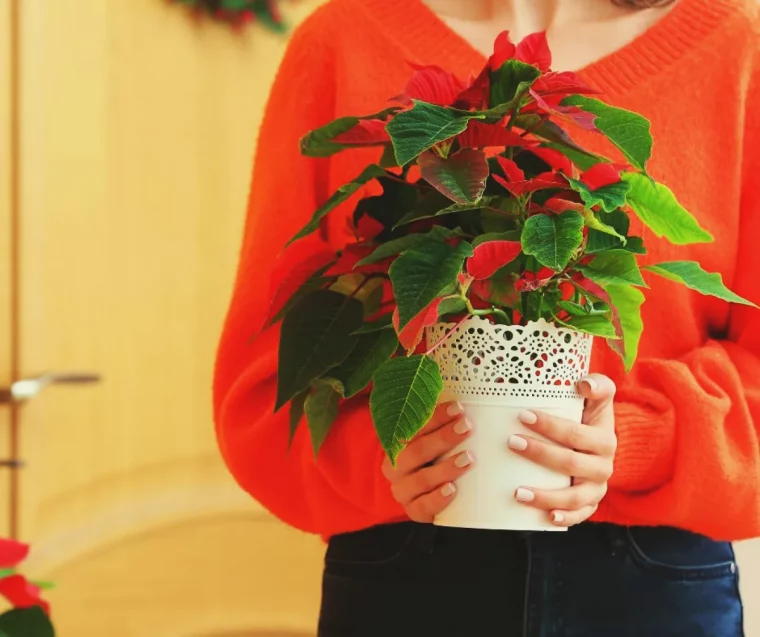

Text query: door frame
(0, 0), (20, 539)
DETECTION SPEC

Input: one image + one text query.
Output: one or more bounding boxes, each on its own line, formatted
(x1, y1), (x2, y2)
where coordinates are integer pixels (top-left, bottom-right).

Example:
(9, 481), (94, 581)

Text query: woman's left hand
(508, 373), (617, 527)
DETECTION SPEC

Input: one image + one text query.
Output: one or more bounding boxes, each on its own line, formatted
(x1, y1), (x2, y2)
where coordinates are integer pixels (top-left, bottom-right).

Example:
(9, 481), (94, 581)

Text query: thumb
(578, 373), (616, 426)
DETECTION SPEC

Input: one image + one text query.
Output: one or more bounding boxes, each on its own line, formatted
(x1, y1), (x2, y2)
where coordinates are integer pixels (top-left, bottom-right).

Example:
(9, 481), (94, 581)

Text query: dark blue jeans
(318, 522), (744, 637)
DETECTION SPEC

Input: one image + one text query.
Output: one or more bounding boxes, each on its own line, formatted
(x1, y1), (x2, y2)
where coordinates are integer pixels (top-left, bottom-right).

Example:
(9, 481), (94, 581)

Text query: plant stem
(424, 314), (469, 355)
(506, 106), (519, 131)
(461, 294), (511, 323)
(491, 307), (512, 323)
(349, 277), (371, 299)
(519, 113), (549, 138)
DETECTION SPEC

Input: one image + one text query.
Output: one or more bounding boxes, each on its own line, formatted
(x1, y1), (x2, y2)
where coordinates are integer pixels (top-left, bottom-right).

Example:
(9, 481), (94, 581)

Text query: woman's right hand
(381, 402), (474, 522)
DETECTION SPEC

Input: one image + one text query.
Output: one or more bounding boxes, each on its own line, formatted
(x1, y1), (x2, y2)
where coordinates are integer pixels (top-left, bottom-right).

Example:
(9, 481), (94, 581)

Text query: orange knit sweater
(214, 0), (760, 541)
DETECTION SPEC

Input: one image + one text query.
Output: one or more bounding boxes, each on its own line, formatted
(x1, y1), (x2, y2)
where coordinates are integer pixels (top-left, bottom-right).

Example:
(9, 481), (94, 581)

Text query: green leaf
(370, 355), (444, 463)
(276, 290), (364, 410)
(515, 119), (599, 166)
(354, 175), (419, 229)
(304, 381), (343, 456)
(356, 226), (458, 266)
(606, 284), (645, 371)
(329, 275), (384, 317)
(521, 211), (585, 271)
(0, 607), (55, 637)
(586, 209), (646, 254)
(0, 569), (15, 579)
(419, 148), (489, 204)
(269, 261), (334, 327)
(361, 279), (385, 318)
(623, 173), (714, 245)
(558, 300), (610, 317)
(390, 241), (473, 330)
(329, 276), (385, 318)
(558, 300), (588, 316)
(288, 390), (308, 447)
(644, 261), (757, 307)
(578, 250), (647, 287)
(390, 190), (451, 227)
(437, 296), (468, 317)
(562, 96), (652, 172)
(386, 101), (484, 166)
(379, 144), (399, 168)
(300, 107), (400, 157)
(489, 59), (542, 109)
(539, 140), (601, 171)
(472, 230), (521, 248)
(288, 165), (387, 245)
(567, 176), (631, 213)
(224, 0), (255, 9)
(353, 314), (394, 334)
(395, 196), (502, 227)
(580, 209), (627, 244)
(555, 313), (618, 338)
(330, 329), (399, 397)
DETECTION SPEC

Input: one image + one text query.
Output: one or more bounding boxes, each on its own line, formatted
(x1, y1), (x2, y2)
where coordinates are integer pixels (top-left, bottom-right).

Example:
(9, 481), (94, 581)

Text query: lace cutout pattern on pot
(426, 317), (593, 400)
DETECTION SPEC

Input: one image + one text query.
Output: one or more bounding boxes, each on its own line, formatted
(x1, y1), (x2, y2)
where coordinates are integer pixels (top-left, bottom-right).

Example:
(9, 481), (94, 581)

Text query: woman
(214, 0), (759, 634)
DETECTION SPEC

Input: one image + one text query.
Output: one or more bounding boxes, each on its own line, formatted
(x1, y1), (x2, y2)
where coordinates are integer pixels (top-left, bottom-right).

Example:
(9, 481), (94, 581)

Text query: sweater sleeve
(595, 54), (760, 541)
(213, 14), (404, 536)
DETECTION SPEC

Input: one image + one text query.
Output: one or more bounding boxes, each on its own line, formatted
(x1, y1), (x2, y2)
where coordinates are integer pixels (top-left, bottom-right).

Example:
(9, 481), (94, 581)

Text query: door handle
(0, 372), (102, 404)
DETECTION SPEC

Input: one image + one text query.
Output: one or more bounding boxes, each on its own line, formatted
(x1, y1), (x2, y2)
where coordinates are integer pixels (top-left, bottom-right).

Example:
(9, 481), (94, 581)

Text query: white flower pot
(426, 317), (593, 532)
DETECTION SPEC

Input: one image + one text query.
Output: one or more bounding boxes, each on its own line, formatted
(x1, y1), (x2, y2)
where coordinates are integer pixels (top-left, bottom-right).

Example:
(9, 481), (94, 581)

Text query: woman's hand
(508, 373), (617, 528)
(382, 401), (474, 522)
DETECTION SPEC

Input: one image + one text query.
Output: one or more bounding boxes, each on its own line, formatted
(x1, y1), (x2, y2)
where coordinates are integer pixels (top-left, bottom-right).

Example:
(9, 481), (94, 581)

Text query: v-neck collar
(351, 0), (742, 98)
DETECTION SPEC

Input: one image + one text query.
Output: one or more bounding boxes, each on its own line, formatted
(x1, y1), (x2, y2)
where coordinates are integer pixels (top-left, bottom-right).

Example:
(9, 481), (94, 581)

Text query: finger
(392, 450), (474, 505)
(549, 504), (598, 528)
(577, 374), (616, 425)
(390, 415), (473, 477)
(517, 410), (616, 456)
(507, 434), (613, 482)
(405, 482), (458, 523)
(416, 401), (466, 437)
(514, 482), (607, 512)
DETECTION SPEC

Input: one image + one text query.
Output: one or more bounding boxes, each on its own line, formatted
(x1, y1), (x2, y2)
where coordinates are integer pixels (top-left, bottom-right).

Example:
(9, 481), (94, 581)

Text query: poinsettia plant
(0, 538), (55, 637)
(268, 32), (754, 463)
(173, 0), (288, 31)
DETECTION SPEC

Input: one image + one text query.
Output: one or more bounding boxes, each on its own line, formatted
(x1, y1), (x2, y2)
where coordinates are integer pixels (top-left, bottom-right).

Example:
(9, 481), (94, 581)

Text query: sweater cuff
(609, 400), (677, 492)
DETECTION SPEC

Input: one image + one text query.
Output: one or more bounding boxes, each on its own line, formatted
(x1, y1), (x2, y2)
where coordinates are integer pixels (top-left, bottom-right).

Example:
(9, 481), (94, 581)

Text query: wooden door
(2, 0), (326, 634)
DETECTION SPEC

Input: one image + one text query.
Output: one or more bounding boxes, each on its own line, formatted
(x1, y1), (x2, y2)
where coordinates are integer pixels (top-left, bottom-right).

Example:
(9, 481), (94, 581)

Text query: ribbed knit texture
(214, 0), (760, 540)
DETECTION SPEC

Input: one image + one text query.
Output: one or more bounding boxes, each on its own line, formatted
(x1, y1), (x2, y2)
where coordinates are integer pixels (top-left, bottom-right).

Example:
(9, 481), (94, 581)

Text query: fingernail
(441, 483), (456, 498)
(508, 435), (528, 451)
(518, 410), (538, 425)
(454, 418), (473, 435)
(579, 376), (599, 392)
(515, 487), (534, 503)
(552, 512), (565, 524)
(447, 401), (464, 417)
(455, 451), (474, 468)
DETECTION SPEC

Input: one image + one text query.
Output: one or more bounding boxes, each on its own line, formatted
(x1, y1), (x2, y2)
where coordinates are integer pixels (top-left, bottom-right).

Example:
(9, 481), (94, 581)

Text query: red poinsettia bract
(467, 241), (522, 280)
(0, 538), (51, 615)
(0, 538), (29, 569)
